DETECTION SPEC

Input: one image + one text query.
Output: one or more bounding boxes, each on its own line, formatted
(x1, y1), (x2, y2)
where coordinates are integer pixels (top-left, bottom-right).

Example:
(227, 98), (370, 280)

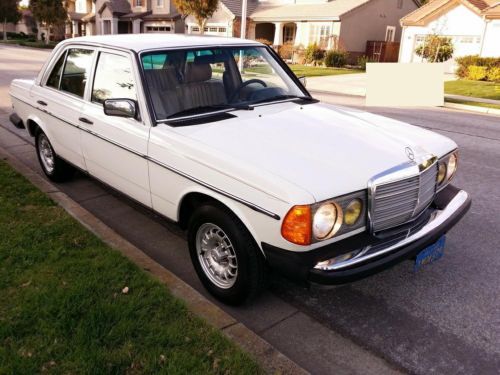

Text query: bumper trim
(315, 190), (469, 271)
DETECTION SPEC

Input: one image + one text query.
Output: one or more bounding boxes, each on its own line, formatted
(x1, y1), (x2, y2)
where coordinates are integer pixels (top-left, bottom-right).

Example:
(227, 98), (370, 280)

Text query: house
(65, 0), (183, 37)
(0, 9), (37, 36)
(399, 0), (500, 70)
(187, 0), (420, 62)
(184, 0), (259, 37)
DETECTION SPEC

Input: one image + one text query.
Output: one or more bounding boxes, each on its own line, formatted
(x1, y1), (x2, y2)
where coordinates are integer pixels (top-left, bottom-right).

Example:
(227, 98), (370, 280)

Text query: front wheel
(187, 204), (267, 305)
(35, 130), (74, 182)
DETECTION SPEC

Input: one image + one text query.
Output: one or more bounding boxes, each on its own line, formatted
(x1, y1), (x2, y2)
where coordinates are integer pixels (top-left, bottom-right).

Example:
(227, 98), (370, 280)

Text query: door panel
(80, 51), (151, 207)
(30, 48), (94, 170)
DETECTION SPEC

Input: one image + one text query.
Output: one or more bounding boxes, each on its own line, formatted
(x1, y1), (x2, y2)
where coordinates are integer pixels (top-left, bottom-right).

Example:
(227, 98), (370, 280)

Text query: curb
(443, 102), (500, 116)
(0, 144), (308, 375)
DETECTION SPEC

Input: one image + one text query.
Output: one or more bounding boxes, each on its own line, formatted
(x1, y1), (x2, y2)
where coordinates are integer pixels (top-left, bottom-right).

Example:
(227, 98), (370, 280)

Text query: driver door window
(92, 52), (137, 104)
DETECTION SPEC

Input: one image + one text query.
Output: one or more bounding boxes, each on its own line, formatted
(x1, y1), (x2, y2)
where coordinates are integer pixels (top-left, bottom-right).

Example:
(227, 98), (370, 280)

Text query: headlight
(437, 150), (458, 190)
(447, 152), (458, 180)
(437, 162), (447, 184)
(313, 203), (342, 240)
(344, 199), (362, 226)
(281, 191), (366, 245)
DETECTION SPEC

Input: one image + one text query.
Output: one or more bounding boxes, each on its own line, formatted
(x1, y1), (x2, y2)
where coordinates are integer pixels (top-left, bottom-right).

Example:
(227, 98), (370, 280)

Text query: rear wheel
(187, 204), (267, 305)
(35, 130), (74, 182)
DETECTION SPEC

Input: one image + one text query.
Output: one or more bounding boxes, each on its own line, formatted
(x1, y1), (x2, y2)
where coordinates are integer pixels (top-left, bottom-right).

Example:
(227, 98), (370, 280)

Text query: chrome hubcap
(196, 223), (238, 289)
(38, 134), (55, 174)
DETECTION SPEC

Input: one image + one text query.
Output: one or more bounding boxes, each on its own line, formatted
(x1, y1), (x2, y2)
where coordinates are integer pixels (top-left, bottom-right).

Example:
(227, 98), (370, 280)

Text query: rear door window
(46, 52), (66, 89)
(60, 48), (94, 98)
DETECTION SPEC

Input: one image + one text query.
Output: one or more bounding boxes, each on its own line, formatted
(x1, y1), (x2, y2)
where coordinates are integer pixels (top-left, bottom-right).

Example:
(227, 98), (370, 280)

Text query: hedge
(456, 55), (500, 82)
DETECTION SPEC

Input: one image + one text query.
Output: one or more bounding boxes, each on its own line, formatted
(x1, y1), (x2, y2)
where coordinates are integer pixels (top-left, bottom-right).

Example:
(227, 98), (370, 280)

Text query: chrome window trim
(11, 94), (280, 221)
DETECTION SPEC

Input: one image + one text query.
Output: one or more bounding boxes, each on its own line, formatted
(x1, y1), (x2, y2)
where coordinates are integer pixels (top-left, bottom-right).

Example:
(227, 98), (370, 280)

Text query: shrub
(415, 35), (454, 62)
(278, 42), (294, 60)
(324, 50), (348, 67)
(357, 55), (377, 71)
(305, 43), (325, 65)
(255, 38), (272, 46)
(487, 66), (500, 82)
(456, 55), (500, 79)
(467, 65), (488, 81)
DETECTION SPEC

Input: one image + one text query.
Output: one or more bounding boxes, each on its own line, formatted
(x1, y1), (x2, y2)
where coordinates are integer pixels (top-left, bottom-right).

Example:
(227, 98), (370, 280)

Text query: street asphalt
(1, 44), (499, 374)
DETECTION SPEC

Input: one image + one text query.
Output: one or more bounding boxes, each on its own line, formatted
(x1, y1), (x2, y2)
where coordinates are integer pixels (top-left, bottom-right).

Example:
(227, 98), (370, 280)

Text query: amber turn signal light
(281, 205), (312, 245)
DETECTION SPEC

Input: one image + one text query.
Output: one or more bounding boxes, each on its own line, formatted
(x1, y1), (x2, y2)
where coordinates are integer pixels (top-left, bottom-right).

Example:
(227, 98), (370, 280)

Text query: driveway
(305, 70), (458, 97)
(1, 45), (499, 375)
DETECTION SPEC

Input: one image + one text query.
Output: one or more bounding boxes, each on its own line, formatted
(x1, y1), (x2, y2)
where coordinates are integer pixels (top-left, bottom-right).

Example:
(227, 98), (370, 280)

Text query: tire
(187, 203), (267, 305)
(35, 130), (74, 182)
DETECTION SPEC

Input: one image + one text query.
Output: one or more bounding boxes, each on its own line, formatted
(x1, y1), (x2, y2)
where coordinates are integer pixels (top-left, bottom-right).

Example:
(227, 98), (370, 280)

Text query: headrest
(185, 63), (212, 83)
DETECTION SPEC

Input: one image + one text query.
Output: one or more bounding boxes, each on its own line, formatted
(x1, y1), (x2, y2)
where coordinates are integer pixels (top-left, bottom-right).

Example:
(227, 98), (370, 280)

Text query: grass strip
(444, 80), (500, 101)
(0, 160), (261, 374)
(445, 98), (500, 110)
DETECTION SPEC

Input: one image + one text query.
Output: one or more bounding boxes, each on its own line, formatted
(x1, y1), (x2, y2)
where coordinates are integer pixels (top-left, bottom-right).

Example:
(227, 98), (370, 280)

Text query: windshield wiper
(250, 95), (316, 106)
(167, 103), (252, 119)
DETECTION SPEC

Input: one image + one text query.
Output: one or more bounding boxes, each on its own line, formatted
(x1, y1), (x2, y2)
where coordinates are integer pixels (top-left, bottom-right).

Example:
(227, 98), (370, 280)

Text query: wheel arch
(177, 188), (265, 256)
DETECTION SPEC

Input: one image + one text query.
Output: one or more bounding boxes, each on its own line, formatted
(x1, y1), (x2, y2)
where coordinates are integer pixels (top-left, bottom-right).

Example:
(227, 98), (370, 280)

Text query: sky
(20, 0), (29, 6)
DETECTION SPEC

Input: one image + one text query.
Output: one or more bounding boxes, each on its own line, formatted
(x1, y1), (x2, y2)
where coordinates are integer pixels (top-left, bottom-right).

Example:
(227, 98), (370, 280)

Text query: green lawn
(445, 98), (500, 110)
(444, 80), (500, 101)
(0, 160), (261, 374)
(288, 65), (362, 77)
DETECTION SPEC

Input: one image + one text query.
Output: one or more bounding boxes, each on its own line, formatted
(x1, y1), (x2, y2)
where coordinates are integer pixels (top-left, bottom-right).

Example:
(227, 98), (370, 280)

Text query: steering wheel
(228, 79), (267, 103)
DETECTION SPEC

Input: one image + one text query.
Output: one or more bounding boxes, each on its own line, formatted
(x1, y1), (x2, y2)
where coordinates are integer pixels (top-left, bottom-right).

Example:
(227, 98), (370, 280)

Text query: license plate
(414, 235), (446, 272)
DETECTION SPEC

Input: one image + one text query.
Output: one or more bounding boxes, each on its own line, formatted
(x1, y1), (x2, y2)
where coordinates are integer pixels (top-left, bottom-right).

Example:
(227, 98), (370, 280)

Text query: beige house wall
(339, 0), (418, 53)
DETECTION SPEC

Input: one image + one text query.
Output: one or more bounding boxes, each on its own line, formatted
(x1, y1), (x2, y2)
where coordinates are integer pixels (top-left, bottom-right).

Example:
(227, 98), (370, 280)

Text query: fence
(366, 41), (400, 62)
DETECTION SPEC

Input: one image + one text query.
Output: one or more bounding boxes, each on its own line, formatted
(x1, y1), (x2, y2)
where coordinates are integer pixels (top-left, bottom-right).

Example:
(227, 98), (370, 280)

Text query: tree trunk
(46, 25), (50, 45)
(198, 18), (206, 35)
(3, 19), (7, 41)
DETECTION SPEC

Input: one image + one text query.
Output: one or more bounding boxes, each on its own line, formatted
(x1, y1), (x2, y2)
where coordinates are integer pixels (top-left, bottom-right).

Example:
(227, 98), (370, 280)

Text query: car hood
(175, 102), (457, 202)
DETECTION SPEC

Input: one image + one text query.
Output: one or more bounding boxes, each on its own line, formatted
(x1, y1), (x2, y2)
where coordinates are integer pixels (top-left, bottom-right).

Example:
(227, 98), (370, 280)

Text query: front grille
(371, 164), (437, 232)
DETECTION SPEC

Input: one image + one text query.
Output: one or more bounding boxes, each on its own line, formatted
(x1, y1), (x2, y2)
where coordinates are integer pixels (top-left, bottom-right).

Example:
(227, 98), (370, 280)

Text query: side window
(92, 52), (137, 104)
(46, 52), (66, 89)
(60, 48), (94, 98)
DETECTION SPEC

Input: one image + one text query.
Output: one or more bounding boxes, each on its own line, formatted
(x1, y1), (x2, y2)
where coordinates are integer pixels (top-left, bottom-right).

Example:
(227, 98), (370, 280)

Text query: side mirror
(298, 76), (307, 88)
(103, 99), (137, 119)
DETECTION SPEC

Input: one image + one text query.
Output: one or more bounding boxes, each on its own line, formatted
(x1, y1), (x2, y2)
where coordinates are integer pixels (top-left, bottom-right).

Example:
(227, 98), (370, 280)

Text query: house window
(209, 27), (218, 32)
(191, 26), (200, 32)
(309, 24), (331, 49)
(204, 27), (208, 32)
(135, 0), (142, 7)
(146, 26), (171, 32)
(157, 0), (163, 6)
(76, 0), (86, 13)
(385, 26), (396, 42)
(283, 23), (296, 44)
(218, 27), (226, 33)
(397, 0), (403, 9)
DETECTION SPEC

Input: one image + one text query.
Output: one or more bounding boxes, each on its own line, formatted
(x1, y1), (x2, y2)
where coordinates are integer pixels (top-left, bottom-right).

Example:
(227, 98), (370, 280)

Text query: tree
(30, 0), (67, 44)
(174, 0), (219, 35)
(415, 34), (454, 62)
(0, 0), (21, 41)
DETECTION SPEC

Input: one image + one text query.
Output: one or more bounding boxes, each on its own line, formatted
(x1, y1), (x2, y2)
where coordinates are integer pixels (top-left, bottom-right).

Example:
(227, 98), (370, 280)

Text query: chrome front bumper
(262, 185), (471, 285)
(315, 190), (470, 271)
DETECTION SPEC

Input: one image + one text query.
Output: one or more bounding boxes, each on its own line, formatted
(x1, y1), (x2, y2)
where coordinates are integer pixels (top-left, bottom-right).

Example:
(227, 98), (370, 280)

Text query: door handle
(79, 117), (93, 125)
(37, 100), (47, 106)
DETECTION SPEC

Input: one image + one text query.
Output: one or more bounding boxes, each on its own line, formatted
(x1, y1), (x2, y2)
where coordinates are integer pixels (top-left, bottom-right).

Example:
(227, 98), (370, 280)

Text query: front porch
(254, 21), (340, 50)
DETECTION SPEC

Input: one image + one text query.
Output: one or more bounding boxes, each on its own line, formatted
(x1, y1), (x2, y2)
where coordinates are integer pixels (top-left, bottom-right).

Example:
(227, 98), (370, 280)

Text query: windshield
(140, 46), (306, 121)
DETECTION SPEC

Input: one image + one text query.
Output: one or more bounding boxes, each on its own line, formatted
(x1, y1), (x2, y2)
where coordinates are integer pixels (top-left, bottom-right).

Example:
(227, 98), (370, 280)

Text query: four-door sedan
(9, 34), (471, 304)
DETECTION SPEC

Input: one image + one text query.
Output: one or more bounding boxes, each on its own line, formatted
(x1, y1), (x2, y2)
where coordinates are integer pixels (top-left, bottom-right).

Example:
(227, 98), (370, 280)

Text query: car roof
(64, 34), (261, 52)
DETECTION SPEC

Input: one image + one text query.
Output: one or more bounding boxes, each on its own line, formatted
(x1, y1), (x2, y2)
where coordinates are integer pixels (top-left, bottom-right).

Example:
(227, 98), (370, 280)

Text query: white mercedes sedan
(9, 34), (471, 304)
